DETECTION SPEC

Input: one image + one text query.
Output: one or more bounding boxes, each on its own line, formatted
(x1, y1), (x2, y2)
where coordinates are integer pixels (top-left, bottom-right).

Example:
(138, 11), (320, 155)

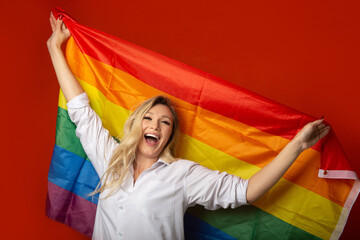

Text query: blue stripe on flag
(184, 212), (237, 240)
(48, 145), (100, 204)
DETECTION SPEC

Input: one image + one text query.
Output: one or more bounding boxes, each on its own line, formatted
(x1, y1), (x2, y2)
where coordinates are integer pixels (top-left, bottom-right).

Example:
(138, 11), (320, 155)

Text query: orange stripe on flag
(66, 37), (353, 207)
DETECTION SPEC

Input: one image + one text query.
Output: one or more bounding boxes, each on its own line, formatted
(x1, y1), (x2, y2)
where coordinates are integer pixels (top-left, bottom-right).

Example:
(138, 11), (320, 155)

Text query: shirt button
(120, 206), (124, 210)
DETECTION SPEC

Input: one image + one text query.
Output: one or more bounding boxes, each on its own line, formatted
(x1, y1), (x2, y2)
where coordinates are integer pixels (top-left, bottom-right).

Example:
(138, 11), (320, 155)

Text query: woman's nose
(150, 120), (160, 130)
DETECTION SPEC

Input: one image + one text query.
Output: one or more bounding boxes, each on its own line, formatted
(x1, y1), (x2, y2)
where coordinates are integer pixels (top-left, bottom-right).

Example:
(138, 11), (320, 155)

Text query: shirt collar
(156, 157), (170, 166)
(130, 158), (170, 174)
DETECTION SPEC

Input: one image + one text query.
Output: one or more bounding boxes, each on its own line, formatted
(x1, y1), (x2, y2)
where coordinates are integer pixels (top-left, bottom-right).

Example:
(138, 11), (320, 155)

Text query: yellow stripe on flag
(59, 79), (342, 239)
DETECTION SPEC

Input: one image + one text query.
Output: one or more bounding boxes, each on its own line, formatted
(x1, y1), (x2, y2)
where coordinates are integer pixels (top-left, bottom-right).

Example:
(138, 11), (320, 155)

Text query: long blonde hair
(94, 96), (179, 197)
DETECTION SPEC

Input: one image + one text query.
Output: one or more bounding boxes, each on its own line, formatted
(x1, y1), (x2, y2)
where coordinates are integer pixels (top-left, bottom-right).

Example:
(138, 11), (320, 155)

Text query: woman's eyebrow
(161, 115), (172, 120)
(146, 111), (172, 120)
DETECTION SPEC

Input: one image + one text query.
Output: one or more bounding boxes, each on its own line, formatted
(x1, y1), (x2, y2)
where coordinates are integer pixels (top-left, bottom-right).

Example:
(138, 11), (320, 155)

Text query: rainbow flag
(47, 7), (359, 239)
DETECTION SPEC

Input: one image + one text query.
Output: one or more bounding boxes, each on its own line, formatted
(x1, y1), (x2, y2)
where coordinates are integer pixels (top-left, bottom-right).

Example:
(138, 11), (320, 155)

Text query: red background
(1, 0), (359, 239)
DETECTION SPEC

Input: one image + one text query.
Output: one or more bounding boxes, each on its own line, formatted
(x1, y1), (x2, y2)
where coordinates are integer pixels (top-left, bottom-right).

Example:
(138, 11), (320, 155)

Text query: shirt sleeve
(66, 93), (119, 177)
(184, 162), (249, 210)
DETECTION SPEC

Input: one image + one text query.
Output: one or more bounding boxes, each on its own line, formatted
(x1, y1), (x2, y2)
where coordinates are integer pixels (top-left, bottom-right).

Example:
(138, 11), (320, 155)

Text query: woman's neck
(133, 155), (158, 182)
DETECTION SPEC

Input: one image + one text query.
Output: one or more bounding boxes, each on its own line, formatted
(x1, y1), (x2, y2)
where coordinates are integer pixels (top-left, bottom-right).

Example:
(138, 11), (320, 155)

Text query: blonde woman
(48, 13), (330, 240)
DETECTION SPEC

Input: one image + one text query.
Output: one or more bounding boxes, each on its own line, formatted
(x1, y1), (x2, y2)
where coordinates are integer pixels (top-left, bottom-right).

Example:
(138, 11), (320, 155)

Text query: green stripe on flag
(187, 205), (321, 240)
(55, 106), (88, 159)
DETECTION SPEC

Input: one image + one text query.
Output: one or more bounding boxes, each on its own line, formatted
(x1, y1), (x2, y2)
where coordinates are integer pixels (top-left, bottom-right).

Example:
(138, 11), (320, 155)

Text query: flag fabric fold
(47, 7), (359, 239)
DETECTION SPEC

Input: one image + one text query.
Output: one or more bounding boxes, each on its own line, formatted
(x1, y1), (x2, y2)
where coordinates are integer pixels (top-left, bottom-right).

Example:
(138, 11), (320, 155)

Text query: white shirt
(67, 93), (249, 240)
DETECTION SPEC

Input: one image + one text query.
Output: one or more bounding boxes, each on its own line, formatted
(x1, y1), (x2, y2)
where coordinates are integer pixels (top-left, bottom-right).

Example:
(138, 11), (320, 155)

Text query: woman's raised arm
(47, 12), (84, 102)
(246, 119), (331, 203)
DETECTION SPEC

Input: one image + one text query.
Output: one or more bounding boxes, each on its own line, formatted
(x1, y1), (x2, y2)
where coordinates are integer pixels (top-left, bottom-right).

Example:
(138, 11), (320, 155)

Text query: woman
(48, 13), (330, 240)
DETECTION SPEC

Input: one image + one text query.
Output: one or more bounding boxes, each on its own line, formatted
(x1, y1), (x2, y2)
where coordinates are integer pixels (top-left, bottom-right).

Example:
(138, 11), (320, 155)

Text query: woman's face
(137, 104), (174, 161)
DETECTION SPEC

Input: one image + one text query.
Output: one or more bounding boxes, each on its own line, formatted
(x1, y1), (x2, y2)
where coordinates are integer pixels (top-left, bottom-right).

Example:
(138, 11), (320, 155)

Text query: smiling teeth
(145, 133), (159, 140)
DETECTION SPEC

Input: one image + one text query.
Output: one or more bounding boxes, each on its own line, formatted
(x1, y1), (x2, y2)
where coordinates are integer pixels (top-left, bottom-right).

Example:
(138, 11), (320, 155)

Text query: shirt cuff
(239, 178), (250, 205)
(66, 92), (89, 109)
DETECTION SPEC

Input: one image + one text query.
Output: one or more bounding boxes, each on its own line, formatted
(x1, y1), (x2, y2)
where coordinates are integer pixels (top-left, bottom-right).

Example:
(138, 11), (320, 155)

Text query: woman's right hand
(47, 12), (71, 50)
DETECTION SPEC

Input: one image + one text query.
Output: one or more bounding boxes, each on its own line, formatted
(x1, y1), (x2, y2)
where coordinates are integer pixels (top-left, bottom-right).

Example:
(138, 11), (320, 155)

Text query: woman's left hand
(47, 12), (71, 50)
(293, 119), (331, 152)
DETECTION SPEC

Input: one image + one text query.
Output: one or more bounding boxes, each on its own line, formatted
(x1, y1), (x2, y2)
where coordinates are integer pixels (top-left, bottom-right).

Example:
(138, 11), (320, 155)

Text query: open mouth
(144, 133), (160, 145)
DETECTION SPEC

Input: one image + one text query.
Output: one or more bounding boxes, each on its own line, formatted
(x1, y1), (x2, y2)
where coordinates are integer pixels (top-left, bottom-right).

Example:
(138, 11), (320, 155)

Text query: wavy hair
(93, 96), (179, 197)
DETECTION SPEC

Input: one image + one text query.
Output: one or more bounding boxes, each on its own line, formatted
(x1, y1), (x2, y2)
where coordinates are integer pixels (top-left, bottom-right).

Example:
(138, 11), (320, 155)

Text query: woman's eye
(162, 121), (170, 125)
(144, 116), (152, 120)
